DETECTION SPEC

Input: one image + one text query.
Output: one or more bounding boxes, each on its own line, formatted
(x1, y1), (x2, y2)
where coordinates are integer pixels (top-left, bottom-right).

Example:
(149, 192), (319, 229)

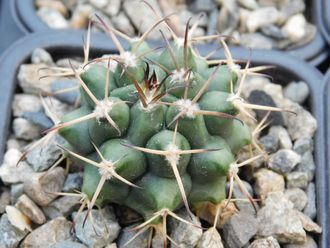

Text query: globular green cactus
(34, 15), (292, 245)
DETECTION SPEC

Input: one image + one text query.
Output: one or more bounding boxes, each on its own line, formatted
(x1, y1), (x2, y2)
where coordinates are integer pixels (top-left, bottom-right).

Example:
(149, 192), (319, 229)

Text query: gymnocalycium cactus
(23, 12), (294, 245)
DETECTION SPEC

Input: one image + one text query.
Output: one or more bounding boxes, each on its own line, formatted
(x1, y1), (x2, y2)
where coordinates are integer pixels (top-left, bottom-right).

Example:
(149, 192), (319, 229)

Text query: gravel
(257, 192), (306, 244)
(169, 209), (203, 247)
(34, 0), (316, 50)
(254, 168), (285, 200)
(1, 31), (321, 247)
(22, 217), (73, 247)
(73, 207), (121, 248)
(268, 149), (301, 174)
(222, 212), (258, 247)
(0, 214), (29, 248)
(15, 194), (46, 224)
(284, 188), (308, 211)
(23, 167), (66, 206)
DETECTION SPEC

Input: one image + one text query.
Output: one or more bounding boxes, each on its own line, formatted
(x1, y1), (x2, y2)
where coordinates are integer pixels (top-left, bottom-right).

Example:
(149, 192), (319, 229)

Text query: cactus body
(55, 33), (264, 230)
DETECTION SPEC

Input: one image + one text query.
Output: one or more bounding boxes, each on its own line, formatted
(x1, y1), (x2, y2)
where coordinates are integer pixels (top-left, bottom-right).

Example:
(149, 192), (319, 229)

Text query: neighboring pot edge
(0, 30), (327, 247)
(12, 0), (328, 65)
(316, 0), (330, 45)
(0, 0), (26, 54)
(323, 68), (330, 244)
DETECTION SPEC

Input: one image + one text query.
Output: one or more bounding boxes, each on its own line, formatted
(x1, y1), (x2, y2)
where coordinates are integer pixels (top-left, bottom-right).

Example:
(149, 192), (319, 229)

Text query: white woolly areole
(176, 38), (185, 48)
(165, 143), (180, 165)
(229, 163), (239, 176)
(131, 37), (140, 42)
(175, 99), (200, 118)
(139, 96), (157, 112)
(121, 51), (137, 67)
(170, 68), (188, 84)
(98, 162), (115, 180)
(226, 94), (244, 103)
(230, 63), (241, 74)
(93, 100), (115, 120)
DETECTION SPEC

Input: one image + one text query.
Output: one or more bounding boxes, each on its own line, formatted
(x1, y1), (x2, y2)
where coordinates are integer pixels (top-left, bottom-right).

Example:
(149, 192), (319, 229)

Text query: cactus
(23, 13), (294, 246)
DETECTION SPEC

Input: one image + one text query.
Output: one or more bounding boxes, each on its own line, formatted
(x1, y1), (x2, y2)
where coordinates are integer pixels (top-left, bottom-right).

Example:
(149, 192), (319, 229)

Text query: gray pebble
(197, 228), (224, 248)
(6, 138), (28, 151)
(69, 4), (94, 29)
(297, 211), (321, 233)
(283, 235), (317, 248)
(259, 134), (279, 153)
(23, 217), (72, 247)
(286, 171), (309, 189)
(269, 126), (293, 149)
(284, 81), (309, 104)
(105, 244), (117, 248)
(303, 183), (316, 220)
(12, 94), (42, 117)
(261, 25), (287, 39)
(248, 236), (280, 248)
(152, 232), (163, 248)
(31, 48), (53, 65)
(51, 79), (79, 105)
(52, 240), (87, 248)
(0, 149), (34, 185)
(22, 111), (54, 130)
(123, 0), (163, 40)
(268, 149), (301, 174)
(222, 212), (258, 248)
(104, 0), (121, 17)
(295, 151), (315, 181)
(189, 0), (216, 13)
(293, 138), (314, 155)
(257, 192), (306, 244)
(284, 188), (308, 211)
(282, 101), (316, 140)
(42, 96), (74, 119)
(43, 195), (80, 219)
(0, 214), (29, 248)
(26, 134), (64, 172)
(112, 12), (135, 37)
(0, 188), (10, 214)
(117, 224), (149, 248)
(246, 7), (281, 32)
(15, 194), (46, 224)
(169, 209), (203, 248)
(279, 0), (306, 20)
(248, 90), (284, 125)
(63, 172), (83, 192)
(10, 183), (24, 204)
(17, 63), (52, 94)
(73, 207), (121, 248)
(254, 168), (285, 200)
(207, 9), (219, 36)
(240, 32), (274, 49)
(238, 0), (259, 9)
(37, 7), (69, 29)
(89, 0), (108, 9)
(226, 180), (257, 214)
(24, 167), (66, 206)
(13, 117), (41, 140)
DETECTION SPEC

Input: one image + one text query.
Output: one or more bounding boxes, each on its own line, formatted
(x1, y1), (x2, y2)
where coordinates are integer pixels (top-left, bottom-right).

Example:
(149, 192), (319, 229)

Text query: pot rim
(11, 0), (328, 65)
(0, 30), (327, 247)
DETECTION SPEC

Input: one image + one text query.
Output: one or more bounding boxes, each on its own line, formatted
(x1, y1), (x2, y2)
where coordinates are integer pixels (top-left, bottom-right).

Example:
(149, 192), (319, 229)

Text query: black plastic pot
(0, 30), (327, 247)
(316, 0), (330, 45)
(323, 68), (330, 233)
(11, 0), (328, 66)
(0, 0), (26, 55)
